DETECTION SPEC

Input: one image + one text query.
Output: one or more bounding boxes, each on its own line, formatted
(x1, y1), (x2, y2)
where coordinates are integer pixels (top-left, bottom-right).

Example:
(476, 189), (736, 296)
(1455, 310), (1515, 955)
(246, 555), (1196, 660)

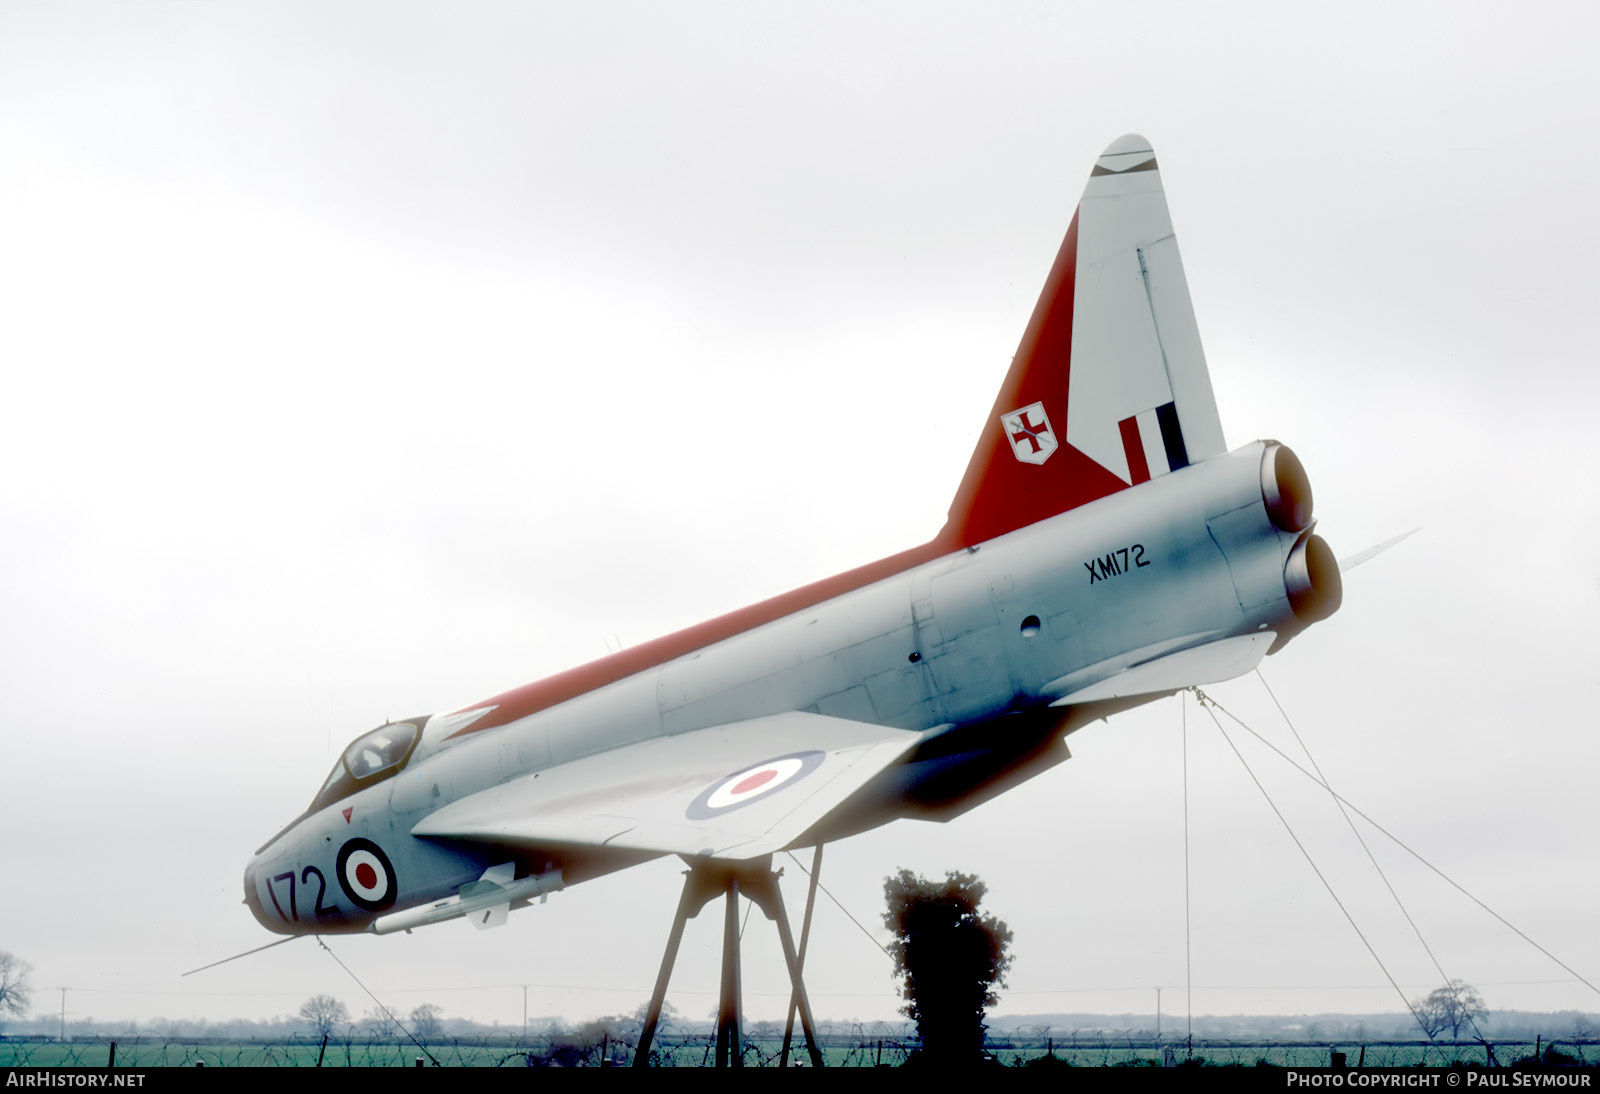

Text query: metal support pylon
(780, 843), (823, 1068)
(715, 875), (742, 1066)
(633, 854), (825, 1068)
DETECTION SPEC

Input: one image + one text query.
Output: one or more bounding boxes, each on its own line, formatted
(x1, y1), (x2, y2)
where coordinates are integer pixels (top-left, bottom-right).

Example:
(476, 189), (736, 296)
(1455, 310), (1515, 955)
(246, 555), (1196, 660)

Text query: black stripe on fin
(1089, 157), (1160, 177)
(1156, 401), (1189, 471)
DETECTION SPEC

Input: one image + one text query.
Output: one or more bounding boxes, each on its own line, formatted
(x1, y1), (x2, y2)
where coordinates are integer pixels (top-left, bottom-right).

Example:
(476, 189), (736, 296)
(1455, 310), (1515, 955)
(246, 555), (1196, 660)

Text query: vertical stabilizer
(942, 135), (1226, 548)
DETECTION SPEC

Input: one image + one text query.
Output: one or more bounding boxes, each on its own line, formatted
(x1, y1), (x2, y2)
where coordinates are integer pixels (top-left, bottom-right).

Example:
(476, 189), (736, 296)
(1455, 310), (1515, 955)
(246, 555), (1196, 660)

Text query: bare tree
(298, 994), (350, 1040)
(1411, 980), (1487, 1039)
(410, 1003), (443, 1040)
(0, 952), (33, 1028)
(361, 1005), (399, 1040)
(630, 999), (677, 1032)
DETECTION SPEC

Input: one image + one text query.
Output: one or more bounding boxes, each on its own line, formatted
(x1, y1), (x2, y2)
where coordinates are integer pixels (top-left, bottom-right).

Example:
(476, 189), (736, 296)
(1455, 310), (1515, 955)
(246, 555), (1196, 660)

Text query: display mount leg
(738, 862), (824, 1068)
(716, 876), (743, 1067)
(780, 844), (824, 1068)
(631, 856), (824, 1068)
(634, 868), (709, 1067)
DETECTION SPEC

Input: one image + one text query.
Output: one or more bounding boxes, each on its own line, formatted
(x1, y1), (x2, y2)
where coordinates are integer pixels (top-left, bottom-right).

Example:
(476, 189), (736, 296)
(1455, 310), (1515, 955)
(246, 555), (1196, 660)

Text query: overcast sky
(2, 2), (1597, 1035)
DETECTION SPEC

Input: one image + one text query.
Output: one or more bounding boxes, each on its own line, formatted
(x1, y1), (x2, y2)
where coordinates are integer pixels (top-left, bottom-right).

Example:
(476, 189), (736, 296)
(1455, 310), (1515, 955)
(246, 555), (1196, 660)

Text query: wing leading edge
(411, 712), (922, 861)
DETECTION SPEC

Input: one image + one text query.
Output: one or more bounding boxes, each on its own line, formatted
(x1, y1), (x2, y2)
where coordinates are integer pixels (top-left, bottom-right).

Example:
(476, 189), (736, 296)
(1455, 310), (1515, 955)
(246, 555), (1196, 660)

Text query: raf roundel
(685, 751), (825, 820)
(335, 838), (398, 913)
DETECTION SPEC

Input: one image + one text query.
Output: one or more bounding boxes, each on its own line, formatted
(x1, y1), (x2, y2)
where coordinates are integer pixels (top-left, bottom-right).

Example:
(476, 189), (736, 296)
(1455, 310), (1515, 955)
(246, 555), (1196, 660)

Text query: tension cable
(784, 850), (891, 959)
(1200, 688), (1600, 1001)
(1189, 688), (1433, 1039)
(1181, 689), (1193, 1054)
(317, 936), (443, 1066)
(1250, 670), (1491, 1046)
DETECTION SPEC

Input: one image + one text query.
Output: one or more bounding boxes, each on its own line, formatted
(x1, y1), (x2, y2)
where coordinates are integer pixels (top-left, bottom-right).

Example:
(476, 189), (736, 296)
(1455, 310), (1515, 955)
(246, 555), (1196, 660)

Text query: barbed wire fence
(2, 1030), (1595, 1067)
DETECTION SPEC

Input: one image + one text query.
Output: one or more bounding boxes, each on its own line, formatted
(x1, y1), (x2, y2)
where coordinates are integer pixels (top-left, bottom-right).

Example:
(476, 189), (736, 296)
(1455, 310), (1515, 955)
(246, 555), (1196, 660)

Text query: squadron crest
(1000, 401), (1058, 465)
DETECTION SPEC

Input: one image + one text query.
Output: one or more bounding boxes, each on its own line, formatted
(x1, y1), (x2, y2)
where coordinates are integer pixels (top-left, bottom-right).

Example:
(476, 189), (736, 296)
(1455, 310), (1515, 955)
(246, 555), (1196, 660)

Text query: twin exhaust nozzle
(1263, 443), (1341, 623)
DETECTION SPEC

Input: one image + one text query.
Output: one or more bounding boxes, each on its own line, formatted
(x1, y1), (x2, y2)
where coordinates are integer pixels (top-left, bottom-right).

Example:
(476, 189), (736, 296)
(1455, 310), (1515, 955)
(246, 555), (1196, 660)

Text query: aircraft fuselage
(245, 440), (1333, 935)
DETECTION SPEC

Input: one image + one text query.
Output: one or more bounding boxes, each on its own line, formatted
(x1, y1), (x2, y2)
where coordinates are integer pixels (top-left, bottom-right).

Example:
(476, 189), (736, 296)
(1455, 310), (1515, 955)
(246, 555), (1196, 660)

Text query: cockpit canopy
(309, 716), (428, 813)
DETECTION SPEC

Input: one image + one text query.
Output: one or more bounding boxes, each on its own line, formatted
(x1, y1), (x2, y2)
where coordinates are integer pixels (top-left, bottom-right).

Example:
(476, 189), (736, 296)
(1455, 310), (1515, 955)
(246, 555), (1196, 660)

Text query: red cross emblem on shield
(1000, 401), (1058, 466)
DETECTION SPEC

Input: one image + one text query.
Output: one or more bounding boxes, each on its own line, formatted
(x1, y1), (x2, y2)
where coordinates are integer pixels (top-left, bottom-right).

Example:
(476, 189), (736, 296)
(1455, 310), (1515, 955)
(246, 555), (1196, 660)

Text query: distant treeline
(3, 1008), (1594, 1044)
(986, 1010), (1600, 1043)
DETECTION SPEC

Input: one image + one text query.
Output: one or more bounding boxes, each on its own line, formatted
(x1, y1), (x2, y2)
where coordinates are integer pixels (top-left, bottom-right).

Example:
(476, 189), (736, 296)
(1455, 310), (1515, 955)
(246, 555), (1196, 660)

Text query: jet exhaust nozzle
(1285, 532), (1342, 622)
(1262, 443), (1314, 532)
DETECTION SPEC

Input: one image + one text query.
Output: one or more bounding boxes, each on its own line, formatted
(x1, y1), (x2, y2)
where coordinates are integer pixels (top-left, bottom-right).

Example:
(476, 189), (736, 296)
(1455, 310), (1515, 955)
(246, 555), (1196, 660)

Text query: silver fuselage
(246, 441), (1314, 933)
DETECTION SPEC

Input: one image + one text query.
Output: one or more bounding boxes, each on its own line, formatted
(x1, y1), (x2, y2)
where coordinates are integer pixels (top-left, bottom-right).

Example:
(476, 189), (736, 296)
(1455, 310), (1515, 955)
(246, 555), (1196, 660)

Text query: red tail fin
(941, 210), (1127, 548)
(940, 134), (1226, 549)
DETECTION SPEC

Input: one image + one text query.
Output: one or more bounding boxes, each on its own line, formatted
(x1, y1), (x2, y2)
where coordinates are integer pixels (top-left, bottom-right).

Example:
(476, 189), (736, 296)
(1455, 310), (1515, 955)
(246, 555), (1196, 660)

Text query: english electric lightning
(245, 134), (1341, 944)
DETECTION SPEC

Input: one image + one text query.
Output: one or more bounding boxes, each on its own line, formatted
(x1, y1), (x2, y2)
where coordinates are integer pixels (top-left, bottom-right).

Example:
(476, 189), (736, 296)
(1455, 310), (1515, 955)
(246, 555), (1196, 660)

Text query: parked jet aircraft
(244, 134), (1341, 958)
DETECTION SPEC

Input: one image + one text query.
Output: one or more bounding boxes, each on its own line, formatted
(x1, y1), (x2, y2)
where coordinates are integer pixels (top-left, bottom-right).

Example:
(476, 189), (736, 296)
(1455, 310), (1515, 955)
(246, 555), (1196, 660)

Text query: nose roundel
(336, 838), (398, 912)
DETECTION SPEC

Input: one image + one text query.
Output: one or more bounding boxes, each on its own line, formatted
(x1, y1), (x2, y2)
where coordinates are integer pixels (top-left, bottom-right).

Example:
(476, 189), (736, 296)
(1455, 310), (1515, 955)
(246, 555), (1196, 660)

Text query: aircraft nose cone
(244, 844), (298, 935)
(243, 859), (273, 931)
